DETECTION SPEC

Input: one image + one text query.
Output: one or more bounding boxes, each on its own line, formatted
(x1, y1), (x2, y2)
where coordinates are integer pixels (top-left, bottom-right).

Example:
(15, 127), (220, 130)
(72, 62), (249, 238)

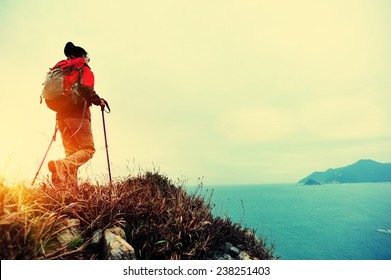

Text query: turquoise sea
(189, 183), (391, 260)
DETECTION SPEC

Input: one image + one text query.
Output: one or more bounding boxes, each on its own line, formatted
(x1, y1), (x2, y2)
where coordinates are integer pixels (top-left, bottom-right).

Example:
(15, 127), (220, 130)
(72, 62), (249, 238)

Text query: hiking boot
(48, 160), (78, 188)
(48, 160), (64, 187)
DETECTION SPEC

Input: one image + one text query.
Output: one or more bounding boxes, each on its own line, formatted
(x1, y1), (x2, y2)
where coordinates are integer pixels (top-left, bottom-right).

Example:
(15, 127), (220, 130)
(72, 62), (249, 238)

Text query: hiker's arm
(79, 65), (105, 107)
(78, 85), (103, 106)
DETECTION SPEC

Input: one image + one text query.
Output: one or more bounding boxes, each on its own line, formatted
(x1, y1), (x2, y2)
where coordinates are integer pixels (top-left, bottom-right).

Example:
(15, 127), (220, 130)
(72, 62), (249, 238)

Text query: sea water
(187, 183), (391, 260)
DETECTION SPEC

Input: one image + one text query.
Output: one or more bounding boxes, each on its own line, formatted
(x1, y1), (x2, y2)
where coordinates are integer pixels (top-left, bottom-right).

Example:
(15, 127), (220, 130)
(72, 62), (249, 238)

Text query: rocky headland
(0, 172), (277, 260)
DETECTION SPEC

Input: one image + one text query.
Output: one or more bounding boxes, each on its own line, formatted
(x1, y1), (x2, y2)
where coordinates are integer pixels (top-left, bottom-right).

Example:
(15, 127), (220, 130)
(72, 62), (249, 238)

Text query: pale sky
(1, 0), (390, 185)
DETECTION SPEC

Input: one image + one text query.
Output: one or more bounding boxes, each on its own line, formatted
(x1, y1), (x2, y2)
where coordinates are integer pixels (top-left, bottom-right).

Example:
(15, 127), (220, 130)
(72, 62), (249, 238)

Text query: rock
(102, 227), (136, 260)
(244, 230), (260, 242)
(239, 251), (252, 260)
(56, 218), (81, 247)
(91, 229), (103, 246)
(108, 227), (126, 239)
(212, 242), (258, 260)
(216, 254), (234, 260)
(44, 218), (82, 253)
(226, 242), (241, 255)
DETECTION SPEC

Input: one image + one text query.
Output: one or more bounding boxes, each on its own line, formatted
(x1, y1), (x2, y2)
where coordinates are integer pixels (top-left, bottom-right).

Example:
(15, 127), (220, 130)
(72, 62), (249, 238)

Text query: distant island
(298, 159), (391, 185)
(302, 178), (321, 186)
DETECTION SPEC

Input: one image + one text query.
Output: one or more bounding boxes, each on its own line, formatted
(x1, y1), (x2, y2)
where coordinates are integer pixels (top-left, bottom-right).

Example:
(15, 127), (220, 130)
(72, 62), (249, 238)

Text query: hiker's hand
(100, 98), (111, 113)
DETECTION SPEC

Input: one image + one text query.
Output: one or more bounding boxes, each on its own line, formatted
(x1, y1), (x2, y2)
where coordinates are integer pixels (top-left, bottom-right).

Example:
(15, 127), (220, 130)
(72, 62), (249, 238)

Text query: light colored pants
(55, 118), (95, 185)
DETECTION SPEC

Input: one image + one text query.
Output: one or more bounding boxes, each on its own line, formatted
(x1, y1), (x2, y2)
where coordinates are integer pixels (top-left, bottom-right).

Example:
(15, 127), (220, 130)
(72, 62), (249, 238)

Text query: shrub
(0, 172), (277, 260)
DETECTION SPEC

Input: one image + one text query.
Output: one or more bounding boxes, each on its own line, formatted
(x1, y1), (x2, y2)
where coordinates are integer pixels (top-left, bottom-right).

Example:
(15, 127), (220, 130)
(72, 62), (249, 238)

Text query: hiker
(48, 42), (106, 186)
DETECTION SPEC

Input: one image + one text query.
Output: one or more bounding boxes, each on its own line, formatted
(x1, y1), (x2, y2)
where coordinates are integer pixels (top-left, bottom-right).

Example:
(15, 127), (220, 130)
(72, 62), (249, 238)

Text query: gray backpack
(41, 66), (84, 112)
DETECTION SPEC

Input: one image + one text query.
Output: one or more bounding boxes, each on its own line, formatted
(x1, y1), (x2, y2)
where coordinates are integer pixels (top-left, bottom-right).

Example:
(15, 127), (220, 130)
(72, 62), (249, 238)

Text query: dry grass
(0, 172), (277, 260)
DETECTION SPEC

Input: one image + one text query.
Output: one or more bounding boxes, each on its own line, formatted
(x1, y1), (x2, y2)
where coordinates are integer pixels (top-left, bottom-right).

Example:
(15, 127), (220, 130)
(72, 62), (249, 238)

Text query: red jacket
(54, 57), (101, 120)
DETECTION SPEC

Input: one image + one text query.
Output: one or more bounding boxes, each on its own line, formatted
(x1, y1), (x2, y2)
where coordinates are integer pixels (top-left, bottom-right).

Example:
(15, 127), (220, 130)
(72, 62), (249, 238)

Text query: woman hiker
(48, 42), (106, 187)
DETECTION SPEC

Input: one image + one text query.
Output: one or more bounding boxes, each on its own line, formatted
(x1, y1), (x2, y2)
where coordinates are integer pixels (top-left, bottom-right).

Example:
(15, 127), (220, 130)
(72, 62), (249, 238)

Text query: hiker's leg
(51, 119), (77, 185)
(62, 118), (96, 167)
(57, 118), (96, 184)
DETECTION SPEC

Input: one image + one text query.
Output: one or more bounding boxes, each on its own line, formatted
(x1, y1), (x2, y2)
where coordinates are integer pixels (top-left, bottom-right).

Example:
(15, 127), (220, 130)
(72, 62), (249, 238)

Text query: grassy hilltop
(0, 172), (277, 260)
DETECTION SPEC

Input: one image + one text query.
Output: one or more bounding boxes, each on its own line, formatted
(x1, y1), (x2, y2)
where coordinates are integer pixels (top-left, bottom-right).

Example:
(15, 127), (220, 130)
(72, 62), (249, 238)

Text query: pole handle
(100, 98), (111, 113)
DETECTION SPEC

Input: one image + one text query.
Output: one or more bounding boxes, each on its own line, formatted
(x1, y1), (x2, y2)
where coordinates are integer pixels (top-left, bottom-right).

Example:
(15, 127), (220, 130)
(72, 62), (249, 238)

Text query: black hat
(64, 42), (87, 58)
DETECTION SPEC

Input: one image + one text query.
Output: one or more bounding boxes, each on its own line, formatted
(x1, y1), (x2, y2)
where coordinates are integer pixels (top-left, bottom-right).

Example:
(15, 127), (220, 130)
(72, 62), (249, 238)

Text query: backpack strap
(67, 99), (88, 139)
(67, 67), (88, 139)
(78, 68), (83, 85)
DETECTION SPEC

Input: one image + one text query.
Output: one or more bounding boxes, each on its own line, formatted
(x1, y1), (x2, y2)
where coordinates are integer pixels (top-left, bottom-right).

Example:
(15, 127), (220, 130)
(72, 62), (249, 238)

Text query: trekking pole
(32, 123), (58, 185)
(101, 99), (112, 185)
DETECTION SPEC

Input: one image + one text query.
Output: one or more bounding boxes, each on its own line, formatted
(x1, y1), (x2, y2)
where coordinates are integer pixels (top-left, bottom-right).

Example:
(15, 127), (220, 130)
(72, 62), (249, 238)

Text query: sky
(0, 0), (390, 185)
